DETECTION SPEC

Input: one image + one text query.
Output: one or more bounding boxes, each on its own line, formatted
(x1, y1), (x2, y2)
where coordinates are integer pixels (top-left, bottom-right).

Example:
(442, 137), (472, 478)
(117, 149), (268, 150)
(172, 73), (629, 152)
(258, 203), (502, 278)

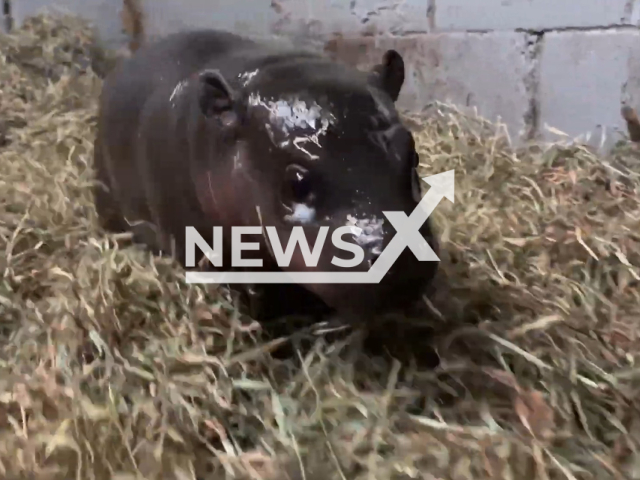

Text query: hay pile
(1, 14), (640, 480)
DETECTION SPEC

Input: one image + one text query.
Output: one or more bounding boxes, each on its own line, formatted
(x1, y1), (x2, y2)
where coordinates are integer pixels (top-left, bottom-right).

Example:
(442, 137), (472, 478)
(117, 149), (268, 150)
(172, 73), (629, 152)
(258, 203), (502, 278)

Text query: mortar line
(2, 0), (12, 32)
(427, 0), (436, 32)
(522, 32), (544, 141)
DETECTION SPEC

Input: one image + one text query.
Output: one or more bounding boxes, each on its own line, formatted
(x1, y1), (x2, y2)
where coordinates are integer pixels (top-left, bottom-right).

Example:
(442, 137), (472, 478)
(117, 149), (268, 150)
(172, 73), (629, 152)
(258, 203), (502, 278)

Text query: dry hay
(1, 13), (640, 480)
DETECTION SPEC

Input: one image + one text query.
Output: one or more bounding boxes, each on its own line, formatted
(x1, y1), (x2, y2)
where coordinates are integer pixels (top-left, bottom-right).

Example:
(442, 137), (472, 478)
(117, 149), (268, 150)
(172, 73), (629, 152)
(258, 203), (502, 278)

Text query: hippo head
(191, 49), (439, 319)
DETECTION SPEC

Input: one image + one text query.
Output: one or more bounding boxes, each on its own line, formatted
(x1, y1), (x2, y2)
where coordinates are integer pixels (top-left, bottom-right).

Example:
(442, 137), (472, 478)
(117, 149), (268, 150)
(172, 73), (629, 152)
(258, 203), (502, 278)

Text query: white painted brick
(436, 0), (632, 32)
(538, 29), (640, 149)
(271, 0), (430, 38)
(327, 32), (532, 142)
(631, 0), (640, 25)
(138, 0), (278, 39)
(138, 0), (429, 46)
(12, 0), (126, 47)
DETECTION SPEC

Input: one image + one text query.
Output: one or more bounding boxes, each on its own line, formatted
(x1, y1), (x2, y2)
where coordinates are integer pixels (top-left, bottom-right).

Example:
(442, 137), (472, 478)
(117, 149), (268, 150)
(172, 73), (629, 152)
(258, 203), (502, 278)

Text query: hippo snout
(345, 213), (387, 266)
(298, 221), (439, 319)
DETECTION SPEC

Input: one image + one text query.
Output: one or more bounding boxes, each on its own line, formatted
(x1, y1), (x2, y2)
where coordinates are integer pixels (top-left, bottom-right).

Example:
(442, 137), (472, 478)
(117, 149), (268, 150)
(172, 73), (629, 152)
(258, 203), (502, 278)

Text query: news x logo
(185, 169), (454, 284)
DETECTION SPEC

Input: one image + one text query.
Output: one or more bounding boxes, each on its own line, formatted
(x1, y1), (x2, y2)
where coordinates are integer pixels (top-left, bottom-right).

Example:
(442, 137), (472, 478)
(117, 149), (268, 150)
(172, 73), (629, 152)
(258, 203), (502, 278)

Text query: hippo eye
(283, 164), (313, 203)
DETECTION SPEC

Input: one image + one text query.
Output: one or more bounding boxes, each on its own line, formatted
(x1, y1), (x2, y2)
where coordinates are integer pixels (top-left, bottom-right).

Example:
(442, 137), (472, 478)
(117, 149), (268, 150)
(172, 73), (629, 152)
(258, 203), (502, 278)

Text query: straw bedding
(1, 14), (640, 480)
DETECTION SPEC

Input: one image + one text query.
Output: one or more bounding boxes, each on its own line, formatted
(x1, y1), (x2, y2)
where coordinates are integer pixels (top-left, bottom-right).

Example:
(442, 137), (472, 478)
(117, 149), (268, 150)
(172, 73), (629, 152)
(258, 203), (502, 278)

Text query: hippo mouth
(268, 216), (439, 318)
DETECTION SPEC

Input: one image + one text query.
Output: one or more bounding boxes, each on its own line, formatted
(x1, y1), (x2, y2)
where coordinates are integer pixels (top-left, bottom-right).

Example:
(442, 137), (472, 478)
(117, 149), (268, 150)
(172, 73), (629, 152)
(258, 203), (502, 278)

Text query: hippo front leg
(93, 135), (129, 234)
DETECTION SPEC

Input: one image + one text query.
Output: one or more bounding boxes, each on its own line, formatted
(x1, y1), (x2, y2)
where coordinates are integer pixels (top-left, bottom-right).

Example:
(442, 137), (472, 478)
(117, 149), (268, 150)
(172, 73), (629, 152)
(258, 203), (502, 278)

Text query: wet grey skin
(93, 29), (440, 323)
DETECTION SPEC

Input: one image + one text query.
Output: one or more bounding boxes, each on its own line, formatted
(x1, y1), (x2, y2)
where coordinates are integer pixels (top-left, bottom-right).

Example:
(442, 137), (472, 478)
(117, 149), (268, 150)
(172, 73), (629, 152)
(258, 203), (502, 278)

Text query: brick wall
(9, 0), (640, 150)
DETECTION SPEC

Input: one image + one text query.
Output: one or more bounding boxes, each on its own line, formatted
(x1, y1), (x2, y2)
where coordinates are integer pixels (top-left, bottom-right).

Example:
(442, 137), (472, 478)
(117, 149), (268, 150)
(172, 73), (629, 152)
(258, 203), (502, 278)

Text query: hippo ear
(369, 49), (405, 102)
(197, 69), (238, 119)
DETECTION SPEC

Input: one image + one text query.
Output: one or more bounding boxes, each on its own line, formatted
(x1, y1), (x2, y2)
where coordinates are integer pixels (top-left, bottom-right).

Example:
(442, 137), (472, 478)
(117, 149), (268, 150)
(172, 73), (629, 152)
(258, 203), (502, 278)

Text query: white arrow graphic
(367, 169), (455, 282)
(186, 169), (455, 284)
